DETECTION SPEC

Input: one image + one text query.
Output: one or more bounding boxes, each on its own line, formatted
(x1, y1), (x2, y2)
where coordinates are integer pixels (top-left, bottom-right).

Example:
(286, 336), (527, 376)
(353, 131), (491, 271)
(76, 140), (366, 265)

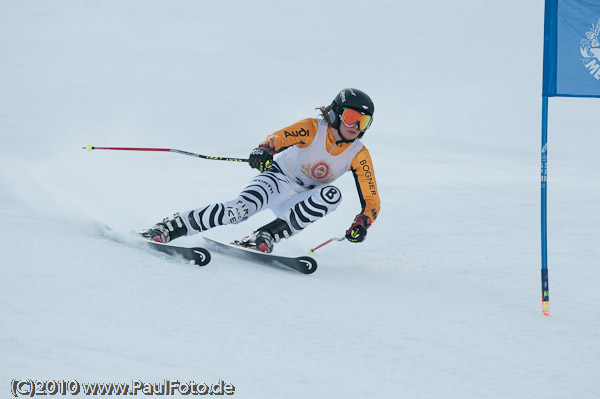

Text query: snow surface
(1, 1), (599, 398)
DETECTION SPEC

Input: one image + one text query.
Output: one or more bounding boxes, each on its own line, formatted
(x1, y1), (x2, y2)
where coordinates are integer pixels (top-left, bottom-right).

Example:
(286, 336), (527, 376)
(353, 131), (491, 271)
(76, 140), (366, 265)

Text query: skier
(140, 88), (381, 253)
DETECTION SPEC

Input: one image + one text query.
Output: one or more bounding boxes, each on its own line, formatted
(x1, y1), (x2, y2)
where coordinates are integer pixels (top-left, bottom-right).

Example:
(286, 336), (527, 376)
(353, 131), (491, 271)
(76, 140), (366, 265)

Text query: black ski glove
(345, 214), (372, 243)
(249, 142), (275, 172)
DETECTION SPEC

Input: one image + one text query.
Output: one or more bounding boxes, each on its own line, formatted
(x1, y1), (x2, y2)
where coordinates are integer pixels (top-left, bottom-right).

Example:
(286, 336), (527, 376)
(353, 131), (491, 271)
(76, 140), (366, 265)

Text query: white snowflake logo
(580, 18), (600, 57)
(580, 17), (600, 80)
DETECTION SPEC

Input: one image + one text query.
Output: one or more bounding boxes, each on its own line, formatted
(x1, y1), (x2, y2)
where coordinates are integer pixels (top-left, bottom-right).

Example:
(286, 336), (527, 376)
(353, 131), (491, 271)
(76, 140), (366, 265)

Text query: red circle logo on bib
(310, 162), (330, 180)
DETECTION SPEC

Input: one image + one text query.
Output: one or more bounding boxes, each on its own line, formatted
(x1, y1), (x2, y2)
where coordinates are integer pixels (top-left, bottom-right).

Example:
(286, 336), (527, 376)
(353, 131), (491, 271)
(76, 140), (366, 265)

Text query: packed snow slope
(1, 1), (599, 398)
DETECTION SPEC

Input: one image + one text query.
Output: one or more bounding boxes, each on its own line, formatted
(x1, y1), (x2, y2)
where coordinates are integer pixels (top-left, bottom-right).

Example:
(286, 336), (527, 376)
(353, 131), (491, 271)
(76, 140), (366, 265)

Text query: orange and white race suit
(265, 118), (381, 223)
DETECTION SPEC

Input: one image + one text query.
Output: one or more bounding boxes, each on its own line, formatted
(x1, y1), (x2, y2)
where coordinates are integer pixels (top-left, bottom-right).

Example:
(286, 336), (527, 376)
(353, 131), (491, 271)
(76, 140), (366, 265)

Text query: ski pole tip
(84, 144), (93, 152)
(542, 301), (550, 317)
(308, 248), (315, 254)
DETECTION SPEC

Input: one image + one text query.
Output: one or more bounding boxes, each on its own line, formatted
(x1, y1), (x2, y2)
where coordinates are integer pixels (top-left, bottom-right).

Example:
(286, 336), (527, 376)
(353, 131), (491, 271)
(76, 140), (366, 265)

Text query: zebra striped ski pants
(179, 166), (342, 237)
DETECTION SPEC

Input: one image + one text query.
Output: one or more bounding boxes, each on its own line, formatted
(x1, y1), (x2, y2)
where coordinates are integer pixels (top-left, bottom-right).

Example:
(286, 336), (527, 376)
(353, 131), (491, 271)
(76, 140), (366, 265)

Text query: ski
(203, 237), (317, 274)
(142, 239), (211, 266)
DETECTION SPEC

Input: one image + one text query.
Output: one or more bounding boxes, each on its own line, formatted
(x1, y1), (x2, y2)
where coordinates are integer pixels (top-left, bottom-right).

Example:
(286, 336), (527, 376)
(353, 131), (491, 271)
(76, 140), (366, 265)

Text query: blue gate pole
(541, 96), (550, 316)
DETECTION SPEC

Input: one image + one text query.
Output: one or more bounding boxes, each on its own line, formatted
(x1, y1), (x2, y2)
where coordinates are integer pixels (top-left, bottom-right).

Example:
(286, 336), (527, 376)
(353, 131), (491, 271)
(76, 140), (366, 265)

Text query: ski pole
(83, 145), (249, 163)
(308, 237), (345, 254)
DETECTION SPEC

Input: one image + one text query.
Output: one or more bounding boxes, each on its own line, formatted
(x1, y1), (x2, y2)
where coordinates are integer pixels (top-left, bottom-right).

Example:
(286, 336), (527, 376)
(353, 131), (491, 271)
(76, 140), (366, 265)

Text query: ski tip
(297, 256), (317, 274)
(193, 248), (211, 266)
(542, 301), (550, 317)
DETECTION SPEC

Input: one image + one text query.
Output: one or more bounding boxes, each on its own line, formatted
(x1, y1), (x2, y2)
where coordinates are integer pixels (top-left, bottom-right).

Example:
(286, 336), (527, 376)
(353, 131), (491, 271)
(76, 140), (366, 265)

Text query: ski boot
(139, 213), (188, 244)
(235, 218), (291, 253)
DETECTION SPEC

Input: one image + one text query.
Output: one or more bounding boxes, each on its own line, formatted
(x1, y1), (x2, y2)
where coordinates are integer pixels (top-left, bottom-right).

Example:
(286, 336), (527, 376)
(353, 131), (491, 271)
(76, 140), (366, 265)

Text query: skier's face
(339, 122), (362, 141)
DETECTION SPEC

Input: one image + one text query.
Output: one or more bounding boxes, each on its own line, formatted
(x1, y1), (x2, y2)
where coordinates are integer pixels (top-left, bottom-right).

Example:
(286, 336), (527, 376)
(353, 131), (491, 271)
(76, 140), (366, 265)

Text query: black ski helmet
(328, 88), (374, 134)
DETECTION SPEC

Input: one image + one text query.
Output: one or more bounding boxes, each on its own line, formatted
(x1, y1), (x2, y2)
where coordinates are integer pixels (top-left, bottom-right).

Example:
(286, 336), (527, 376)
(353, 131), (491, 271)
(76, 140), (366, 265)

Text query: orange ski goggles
(340, 108), (373, 132)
